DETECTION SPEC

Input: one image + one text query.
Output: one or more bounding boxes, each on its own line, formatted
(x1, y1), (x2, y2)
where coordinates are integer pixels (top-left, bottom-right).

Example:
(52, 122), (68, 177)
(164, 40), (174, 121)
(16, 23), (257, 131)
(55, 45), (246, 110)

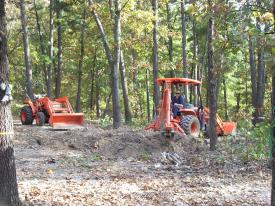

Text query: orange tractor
(20, 96), (84, 129)
(146, 78), (236, 138)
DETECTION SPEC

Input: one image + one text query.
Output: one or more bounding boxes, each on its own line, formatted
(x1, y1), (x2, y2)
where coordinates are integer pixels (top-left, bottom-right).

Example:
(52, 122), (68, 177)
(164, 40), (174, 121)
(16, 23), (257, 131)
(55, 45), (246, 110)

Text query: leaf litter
(12, 123), (270, 206)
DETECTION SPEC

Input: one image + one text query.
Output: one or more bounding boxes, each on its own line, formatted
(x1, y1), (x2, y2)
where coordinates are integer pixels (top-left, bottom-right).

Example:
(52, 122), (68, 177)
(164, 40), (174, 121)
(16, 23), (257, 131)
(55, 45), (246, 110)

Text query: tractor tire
(180, 115), (200, 138)
(36, 112), (46, 126)
(21, 106), (34, 125)
(43, 109), (50, 123)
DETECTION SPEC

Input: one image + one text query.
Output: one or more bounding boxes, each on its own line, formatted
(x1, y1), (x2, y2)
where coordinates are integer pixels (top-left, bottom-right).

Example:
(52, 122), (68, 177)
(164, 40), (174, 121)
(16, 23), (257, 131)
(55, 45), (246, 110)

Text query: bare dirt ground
(13, 122), (271, 206)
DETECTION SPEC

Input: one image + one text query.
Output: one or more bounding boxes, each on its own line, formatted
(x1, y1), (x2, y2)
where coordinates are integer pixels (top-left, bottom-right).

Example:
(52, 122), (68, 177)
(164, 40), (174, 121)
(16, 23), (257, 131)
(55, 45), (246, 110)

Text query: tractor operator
(171, 90), (186, 118)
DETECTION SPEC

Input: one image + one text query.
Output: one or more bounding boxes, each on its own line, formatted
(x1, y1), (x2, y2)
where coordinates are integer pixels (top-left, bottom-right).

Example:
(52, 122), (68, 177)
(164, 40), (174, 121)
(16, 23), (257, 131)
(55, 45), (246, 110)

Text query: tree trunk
(33, 0), (48, 89)
(88, 0), (121, 127)
(55, 1), (63, 98)
(236, 93), (241, 113)
(47, 0), (54, 98)
(146, 68), (150, 122)
(192, 17), (198, 106)
(0, 2), (21, 204)
(120, 50), (132, 124)
(181, 0), (188, 100)
(256, 43), (265, 109)
(95, 66), (100, 118)
(270, 5), (274, 204)
(88, 0), (113, 66)
(112, 0), (122, 128)
(132, 47), (138, 85)
(248, 36), (257, 108)
(89, 52), (97, 111)
(166, 2), (173, 63)
(103, 92), (112, 118)
(222, 77), (228, 120)
(20, 0), (34, 100)
(152, 0), (160, 116)
(207, 10), (217, 151)
(272, 75), (275, 205)
(76, 7), (86, 112)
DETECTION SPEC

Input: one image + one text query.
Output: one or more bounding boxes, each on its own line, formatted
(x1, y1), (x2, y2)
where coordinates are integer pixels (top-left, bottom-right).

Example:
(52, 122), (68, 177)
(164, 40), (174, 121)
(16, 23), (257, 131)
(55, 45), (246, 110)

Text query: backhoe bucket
(222, 122), (237, 135)
(50, 113), (84, 129)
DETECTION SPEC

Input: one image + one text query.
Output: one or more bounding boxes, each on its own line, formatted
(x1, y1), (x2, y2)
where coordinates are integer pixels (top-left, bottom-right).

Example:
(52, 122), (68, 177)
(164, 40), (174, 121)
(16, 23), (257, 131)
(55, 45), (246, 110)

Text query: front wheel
(180, 115), (200, 138)
(21, 106), (34, 125)
(36, 112), (46, 126)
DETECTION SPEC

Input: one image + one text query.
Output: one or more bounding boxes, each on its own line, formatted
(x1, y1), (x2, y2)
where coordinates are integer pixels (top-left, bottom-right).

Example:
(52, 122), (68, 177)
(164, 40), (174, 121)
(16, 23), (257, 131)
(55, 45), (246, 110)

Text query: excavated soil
(12, 122), (271, 206)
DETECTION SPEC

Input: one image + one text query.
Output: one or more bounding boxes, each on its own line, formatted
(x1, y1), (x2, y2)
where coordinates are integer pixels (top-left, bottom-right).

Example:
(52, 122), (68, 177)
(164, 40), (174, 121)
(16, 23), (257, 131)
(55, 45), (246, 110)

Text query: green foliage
(11, 102), (25, 117)
(238, 120), (270, 161)
(99, 115), (112, 129)
(245, 122), (270, 160)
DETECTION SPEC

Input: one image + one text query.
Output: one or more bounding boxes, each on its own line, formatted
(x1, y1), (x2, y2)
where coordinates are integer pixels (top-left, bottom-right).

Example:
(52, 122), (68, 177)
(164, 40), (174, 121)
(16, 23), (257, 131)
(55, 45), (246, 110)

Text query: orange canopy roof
(157, 78), (202, 85)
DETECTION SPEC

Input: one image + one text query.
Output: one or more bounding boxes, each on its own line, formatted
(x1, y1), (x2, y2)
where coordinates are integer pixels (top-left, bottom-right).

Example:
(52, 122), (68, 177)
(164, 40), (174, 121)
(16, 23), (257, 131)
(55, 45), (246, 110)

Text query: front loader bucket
(50, 113), (84, 129)
(222, 122), (237, 135)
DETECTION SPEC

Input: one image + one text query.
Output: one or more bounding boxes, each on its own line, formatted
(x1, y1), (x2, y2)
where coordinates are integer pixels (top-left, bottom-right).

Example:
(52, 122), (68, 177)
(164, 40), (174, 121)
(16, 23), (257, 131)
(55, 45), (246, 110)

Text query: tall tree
(222, 77), (228, 120)
(88, 0), (121, 128)
(33, 0), (48, 91)
(112, 0), (122, 128)
(55, 0), (63, 98)
(120, 51), (132, 123)
(181, 0), (188, 100)
(152, 0), (160, 115)
(20, 0), (34, 100)
(47, 0), (54, 97)
(0, 1), (21, 205)
(76, 7), (86, 112)
(249, 35), (266, 125)
(166, 2), (173, 64)
(270, 3), (274, 204)
(207, 0), (217, 150)
(192, 17), (198, 106)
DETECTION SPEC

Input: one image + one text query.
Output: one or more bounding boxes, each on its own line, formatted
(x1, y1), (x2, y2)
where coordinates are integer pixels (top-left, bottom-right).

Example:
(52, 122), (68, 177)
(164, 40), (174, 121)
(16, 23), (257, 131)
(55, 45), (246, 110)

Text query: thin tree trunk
(222, 77), (228, 120)
(112, 0), (122, 128)
(192, 17), (198, 106)
(166, 2), (173, 63)
(20, 0), (34, 100)
(181, 0), (188, 100)
(55, 1), (62, 98)
(132, 47), (138, 84)
(95, 66), (100, 118)
(0, 1), (21, 204)
(270, 6), (275, 204)
(33, 0), (47, 88)
(102, 92), (112, 118)
(47, 0), (54, 97)
(152, 0), (160, 116)
(120, 50), (132, 124)
(88, 0), (121, 128)
(207, 7), (217, 151)
(90, 66), (95, 110)
(146, 68), (150, 122)
(76, 7), (86, 112)
(88, 0), (113, 66)
(248, 36), (257, 108)
(89, 52), (97, 110)
(272, 75), (275, 205)
(256, 44), (265, 109)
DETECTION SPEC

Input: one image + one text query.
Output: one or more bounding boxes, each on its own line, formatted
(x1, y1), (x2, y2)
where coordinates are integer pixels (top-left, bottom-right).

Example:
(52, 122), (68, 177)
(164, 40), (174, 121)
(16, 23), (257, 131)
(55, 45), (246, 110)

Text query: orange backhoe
(20, 96), (84, 129)
(146, 78), (236, 138)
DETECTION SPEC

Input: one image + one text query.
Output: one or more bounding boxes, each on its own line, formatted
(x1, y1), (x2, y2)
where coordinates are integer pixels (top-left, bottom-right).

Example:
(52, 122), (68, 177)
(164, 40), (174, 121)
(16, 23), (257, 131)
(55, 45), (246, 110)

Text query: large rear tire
(21, 106), (34, 125)
(180, 115), (200, 138)
(36, 112), (46, 126)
